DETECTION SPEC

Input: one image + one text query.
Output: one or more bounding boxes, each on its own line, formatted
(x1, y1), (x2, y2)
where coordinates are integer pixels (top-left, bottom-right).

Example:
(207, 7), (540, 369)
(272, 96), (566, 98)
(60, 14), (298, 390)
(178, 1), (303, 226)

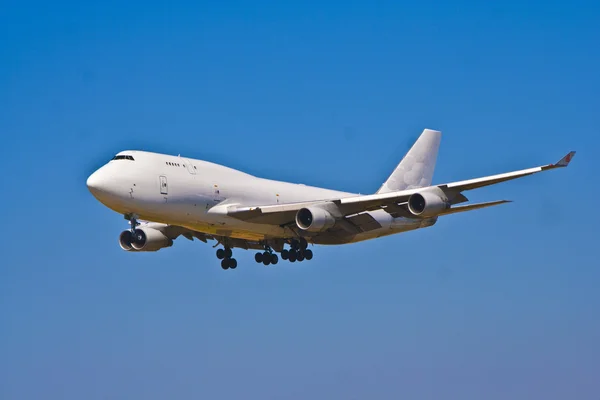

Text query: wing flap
(345, 213), (383, 232)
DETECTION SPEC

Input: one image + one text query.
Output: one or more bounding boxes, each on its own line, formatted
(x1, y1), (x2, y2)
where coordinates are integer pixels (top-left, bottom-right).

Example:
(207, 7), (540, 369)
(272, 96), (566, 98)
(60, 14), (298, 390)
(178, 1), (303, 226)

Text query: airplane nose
(86, 169), (106, 194)
(86, 165), (125, 206)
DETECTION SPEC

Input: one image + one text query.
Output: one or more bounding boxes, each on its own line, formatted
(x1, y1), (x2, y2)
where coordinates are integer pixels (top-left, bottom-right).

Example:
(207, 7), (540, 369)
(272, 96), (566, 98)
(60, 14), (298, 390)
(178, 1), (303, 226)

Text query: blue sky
(1, 1), (599, 399)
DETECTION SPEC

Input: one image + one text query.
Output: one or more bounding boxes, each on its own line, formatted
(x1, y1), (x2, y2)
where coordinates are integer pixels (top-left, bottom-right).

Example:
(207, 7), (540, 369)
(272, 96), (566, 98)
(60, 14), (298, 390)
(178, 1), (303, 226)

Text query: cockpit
(111, 155), (135, 161)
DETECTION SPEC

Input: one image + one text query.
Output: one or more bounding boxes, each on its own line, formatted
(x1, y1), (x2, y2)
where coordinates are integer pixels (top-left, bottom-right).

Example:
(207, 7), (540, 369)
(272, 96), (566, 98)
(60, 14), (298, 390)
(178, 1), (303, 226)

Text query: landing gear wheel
(224, 247), (232, 258)
(304, 249), (313, 260)
(299, 238), (308, 250)
(270, 254), (279, 265)
(255, 252), (263, 263)
(288, 252), (297, 262)
(229, 258), (237, 269)
(297, 253), (305, 262)
(281, 249), (289, 260)
(216, 249), (225, 259)
(221, 259), (229, 270)
(263, 257), (271, 266)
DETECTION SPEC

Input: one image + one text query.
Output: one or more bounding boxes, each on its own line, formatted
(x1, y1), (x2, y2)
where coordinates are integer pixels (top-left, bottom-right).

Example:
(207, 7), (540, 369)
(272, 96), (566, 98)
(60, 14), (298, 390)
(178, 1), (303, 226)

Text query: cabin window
(165, 161), (185, 167)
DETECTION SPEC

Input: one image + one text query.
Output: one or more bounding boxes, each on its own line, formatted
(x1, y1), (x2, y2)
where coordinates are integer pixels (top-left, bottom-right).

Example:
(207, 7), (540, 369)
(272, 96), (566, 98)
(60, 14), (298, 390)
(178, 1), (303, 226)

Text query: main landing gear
(216, 247), (237, 270)
(281, 238), (313, 263)
(254, 245), (279, 266)
(257, 238), (313, 266)
(217, 238), (315, 270)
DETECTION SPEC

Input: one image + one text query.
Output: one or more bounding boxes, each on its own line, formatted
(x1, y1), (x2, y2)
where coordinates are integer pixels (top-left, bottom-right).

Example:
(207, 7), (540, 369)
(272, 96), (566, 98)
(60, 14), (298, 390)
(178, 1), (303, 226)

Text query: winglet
(556, 151), (576, 167)
(542, 151), (576, 171)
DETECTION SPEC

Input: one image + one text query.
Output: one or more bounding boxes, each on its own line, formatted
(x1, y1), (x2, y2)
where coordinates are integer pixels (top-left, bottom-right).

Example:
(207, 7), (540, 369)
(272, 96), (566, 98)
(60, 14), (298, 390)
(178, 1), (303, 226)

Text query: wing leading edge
(226, 151), (575, 226)
(442, 151), (576, 193)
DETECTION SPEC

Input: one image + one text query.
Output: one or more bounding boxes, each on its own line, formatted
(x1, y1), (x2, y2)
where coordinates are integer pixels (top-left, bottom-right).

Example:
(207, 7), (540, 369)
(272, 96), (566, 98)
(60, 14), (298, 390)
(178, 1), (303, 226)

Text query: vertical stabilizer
(377, 129), (441, 193)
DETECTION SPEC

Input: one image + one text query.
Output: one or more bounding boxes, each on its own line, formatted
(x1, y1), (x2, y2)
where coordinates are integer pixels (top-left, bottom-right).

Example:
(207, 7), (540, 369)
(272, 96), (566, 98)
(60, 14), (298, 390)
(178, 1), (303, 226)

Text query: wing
(225, 151), (575, 226)
(441, 151), (576, 193)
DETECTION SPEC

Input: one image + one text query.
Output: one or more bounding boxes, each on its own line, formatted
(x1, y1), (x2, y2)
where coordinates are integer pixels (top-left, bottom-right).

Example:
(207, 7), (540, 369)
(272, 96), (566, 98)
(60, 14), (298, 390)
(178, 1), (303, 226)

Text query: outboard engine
(407, 190), (449, 217)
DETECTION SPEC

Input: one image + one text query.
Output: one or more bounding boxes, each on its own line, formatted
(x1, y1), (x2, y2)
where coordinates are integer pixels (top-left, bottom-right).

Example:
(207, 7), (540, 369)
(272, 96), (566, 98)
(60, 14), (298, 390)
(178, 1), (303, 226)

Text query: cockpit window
(112, 155), (135, 161)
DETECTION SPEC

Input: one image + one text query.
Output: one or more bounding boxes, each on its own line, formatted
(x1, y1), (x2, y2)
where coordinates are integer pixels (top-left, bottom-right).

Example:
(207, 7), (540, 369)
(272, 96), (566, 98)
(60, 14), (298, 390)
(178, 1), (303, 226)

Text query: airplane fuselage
(87, 150), (432, 245)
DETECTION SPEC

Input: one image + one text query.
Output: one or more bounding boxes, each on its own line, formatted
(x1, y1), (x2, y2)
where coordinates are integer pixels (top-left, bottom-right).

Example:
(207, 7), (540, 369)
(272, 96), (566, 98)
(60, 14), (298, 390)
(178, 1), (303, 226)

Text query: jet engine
(119, 228), (173, 252)
(407, 191), (449, 217)
(295, 207), (336, 232)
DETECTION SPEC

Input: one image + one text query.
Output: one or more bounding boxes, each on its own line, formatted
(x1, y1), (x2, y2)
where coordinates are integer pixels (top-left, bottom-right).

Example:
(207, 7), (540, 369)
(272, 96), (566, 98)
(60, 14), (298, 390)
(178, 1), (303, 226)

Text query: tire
(229, 258), (237, 269)
(299, 238), (308, 250)
(304, 249), (313, 260)
(224, 248), (233, 258)
(263, 257), (271, 266)
(255, 252), (263, 263)
(288, 252), (297, 262)
(216, 249), (225, 259)
(281, 249), (289, 260)
(271, 254), (279, 265)
(221, 259), (229, 270)
(297, 253), (305, 262)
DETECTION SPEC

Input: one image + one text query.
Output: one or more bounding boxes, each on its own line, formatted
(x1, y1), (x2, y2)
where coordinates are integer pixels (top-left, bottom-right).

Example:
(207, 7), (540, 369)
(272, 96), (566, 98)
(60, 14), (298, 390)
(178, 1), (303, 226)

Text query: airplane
(86, 129), (575, 270)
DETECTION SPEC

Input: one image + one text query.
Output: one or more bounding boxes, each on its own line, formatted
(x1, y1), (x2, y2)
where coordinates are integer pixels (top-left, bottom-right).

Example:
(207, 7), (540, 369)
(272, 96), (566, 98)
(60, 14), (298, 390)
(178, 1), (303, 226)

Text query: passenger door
(159, 176), (168, 195)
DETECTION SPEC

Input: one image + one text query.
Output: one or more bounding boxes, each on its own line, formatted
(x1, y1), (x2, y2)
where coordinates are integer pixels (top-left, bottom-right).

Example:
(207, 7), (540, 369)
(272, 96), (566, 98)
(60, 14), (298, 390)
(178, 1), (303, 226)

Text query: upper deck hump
(115, 150), (255, 178)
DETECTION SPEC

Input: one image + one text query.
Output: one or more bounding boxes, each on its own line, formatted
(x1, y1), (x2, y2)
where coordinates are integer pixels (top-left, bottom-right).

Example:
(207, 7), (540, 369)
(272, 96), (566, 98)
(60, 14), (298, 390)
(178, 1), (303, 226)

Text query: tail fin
(377, 129), (441, 193)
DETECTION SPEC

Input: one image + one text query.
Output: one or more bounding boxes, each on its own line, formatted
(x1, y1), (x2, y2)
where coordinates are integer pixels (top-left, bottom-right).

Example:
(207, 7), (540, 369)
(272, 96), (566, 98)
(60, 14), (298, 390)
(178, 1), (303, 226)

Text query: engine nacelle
(119, 230), (135, 251)
(407, 191), (449, 217)
(295, 207), (336, 232)
(119, 228), (173, 252)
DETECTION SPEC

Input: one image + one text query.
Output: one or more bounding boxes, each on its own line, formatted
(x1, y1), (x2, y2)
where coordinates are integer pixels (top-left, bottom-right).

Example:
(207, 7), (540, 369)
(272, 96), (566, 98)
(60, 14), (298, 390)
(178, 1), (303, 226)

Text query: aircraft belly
(185, 219), (288, 241)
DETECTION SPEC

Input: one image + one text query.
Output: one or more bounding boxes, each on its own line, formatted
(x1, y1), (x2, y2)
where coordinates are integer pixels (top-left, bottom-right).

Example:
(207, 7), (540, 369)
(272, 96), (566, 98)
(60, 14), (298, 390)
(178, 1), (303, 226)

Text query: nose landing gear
(125, 213), (139, 233)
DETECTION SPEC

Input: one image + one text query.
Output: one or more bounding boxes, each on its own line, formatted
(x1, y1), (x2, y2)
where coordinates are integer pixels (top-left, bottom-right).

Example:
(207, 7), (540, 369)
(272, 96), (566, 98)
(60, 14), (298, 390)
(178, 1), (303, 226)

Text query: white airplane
(87, 129), (575, 270)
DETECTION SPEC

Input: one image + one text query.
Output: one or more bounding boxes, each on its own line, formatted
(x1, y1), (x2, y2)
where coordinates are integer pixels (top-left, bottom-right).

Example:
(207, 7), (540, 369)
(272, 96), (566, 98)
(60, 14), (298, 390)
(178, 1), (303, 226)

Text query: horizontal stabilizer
(438, 200), (511, 216)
